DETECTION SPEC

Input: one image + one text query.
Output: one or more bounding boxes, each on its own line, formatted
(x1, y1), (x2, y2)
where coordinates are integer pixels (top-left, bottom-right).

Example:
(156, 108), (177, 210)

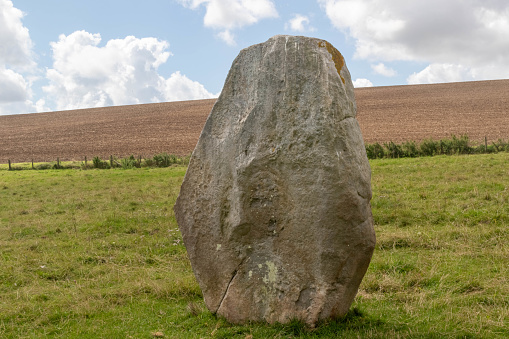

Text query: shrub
(92, 156), (110, 169)
(437, 135), (472, 155)
(81, 162), (93, 170)
(486, 144), (497, 153)
(452, 135), (472, 154)
(384, 141), (404, 158)
(402, 141), (419, 158)
(153, 153), (176, 167)
(491, 139), (509, 152)
(439, 138), (451, 155)
(420, 139), (438, 156)
(366, 143), (385, 159)
(35, 163), (52, 170)
(142, 158), (155, 167)
(121, 155), (139, 169)
(180, 154), (191, 165)
(61, 163), (81, 170)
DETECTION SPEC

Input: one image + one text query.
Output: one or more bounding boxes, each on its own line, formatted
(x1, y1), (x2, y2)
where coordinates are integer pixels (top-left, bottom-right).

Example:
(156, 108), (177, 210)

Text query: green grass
(0, 155), (507, 338)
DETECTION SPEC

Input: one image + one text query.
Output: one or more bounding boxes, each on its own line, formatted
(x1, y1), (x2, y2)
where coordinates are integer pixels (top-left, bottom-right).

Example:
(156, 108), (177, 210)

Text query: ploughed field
(1, 79), (508, 163)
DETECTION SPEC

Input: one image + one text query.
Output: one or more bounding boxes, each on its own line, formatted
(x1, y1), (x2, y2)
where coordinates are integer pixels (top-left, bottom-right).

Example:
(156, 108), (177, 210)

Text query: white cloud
(0, 0), (39, 115)
(407, 64), (472, 85)
(0, 67), (27, 103)
(178, 0), (278, 44)
(43, 31), (215, 111)
(0, 0), (33, 69)
(34, 99), (48, 113)
(353, 78), (373, 88)
(0, 101), (36, 115)
(285, 14), (315, 32)
(371, 63), (396, 77)
(319, 0), (509, 83)
(162, 71), (215, 101)
(217, 30), (236, 46)
(0, 72), (48, 114)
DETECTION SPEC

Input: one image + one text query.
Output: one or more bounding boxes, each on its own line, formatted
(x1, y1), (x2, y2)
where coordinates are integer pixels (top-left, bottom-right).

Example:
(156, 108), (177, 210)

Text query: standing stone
(174, 35), (375, 326)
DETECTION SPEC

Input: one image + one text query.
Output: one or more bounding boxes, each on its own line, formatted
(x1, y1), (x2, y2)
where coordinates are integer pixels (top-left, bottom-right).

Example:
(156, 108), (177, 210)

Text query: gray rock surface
(174, 35), (375, 326)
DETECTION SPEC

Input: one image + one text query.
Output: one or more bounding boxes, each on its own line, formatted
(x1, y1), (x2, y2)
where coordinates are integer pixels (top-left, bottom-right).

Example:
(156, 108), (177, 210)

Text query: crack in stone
(216, 269), (238, 313)
(216, 257), (246, 313)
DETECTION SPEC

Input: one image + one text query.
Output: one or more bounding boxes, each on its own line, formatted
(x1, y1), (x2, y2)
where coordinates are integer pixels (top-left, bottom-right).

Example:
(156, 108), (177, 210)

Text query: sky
(1, 0), (508, 116)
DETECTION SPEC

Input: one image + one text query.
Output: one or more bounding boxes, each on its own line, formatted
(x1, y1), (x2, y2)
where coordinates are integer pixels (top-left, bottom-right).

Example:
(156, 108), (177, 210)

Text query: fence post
(110, 155), (113, 168)
(8, 159), (11, 171)
(32, 159), (34, 169)
(485, 136), (488, 153)
(57, 157), (60, 169)
(85, 156), (87, 170)
(138, 155), (142, 167)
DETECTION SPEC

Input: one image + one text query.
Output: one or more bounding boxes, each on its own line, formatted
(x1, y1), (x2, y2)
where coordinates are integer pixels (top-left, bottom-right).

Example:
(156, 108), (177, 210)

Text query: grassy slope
(0, 155), (507, 338)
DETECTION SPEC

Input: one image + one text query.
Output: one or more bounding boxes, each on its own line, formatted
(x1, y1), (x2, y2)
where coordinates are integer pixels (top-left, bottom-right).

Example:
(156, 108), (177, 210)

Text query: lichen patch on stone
(319, 40), (346, 85)
(263, 261), (278, 285)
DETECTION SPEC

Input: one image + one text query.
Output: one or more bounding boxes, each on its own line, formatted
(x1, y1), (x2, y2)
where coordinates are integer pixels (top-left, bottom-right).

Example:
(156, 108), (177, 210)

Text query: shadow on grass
(192, 307), (388, 338)
(274, 307), (386, 337)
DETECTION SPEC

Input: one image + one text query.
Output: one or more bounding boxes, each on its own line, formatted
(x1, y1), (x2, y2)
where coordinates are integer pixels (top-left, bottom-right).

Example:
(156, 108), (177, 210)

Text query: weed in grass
(121, 155), (140, 169)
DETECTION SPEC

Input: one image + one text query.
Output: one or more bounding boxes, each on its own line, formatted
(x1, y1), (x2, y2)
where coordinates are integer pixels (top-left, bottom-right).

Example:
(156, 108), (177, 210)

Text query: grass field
(0, 154), (507, 338)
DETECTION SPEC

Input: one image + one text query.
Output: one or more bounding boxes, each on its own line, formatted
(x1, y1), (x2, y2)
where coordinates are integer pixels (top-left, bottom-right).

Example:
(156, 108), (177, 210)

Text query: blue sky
(1, 0), (508, 115)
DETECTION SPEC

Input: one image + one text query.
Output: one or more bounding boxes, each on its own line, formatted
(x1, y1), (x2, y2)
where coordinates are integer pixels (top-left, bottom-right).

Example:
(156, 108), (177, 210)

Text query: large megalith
(174, 35), (375, 326)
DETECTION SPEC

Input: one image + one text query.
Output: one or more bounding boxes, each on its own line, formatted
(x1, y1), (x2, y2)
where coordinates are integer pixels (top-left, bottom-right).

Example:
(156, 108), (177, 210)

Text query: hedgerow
(365, 135), (509, 159)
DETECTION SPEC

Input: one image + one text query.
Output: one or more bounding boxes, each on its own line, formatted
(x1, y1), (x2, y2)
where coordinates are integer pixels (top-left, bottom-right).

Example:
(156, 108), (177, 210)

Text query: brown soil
(0, 99), (215, 163)
(1, 79), (508, 163)
(355, 79), (509, 145)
